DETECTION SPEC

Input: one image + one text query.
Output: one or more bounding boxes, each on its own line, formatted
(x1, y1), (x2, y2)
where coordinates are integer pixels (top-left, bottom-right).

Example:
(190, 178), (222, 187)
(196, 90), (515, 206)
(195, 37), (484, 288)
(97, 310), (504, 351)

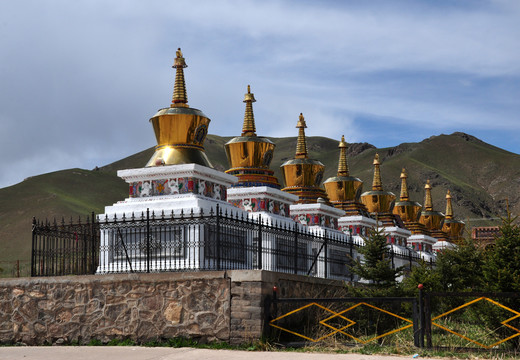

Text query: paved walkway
(0, 347), (439, 360)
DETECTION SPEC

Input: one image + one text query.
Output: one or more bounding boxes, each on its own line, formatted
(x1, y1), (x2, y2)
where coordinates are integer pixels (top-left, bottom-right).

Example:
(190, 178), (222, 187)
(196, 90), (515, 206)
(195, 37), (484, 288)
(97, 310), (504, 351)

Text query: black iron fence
(266, 291), (420, 347)
(266, 289), (520, 351)
(32, 205), (431, 278)
(31, 214), (99, 277)
(424, 291), (520, 351)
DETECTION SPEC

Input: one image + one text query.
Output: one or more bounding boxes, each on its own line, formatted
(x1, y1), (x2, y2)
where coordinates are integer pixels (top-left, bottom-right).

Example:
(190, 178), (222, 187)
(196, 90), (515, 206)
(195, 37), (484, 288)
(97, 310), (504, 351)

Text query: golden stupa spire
(372, 153), (383, 191)
(171, 48), (188, 108)
(295, 113), (308, 159)
(445, 190), (453, 219)
(424, 180), (433, 211)
(241, 85), (257, 136)
(337, 135), (349, 177)
(399, 168), (409, 201)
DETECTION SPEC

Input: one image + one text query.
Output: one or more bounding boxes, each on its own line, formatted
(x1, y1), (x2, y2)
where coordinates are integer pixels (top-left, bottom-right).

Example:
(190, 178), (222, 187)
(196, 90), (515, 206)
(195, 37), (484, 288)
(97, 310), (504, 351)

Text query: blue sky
(0, 0), (519, 188)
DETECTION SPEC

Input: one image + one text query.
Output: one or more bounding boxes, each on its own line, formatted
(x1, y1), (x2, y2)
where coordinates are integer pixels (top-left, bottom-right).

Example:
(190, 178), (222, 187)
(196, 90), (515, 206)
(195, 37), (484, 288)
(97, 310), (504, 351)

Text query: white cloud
(0, 0), (519, 187)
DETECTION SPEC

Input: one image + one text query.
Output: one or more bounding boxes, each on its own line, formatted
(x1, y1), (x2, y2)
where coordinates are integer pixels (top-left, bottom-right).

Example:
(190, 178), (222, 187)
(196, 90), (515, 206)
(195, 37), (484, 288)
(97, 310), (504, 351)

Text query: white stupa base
(97, 164), (246, 274)
(227, 186), (298, 226)
(101, 163), (242, 219)
(290, 202), (345, 230)
(382, 226), (411, 247)
(409, 234), (437, 255)
(338, 215), (377, 238)
(102, 192), (243, 219)
(433, 239), (457, 252)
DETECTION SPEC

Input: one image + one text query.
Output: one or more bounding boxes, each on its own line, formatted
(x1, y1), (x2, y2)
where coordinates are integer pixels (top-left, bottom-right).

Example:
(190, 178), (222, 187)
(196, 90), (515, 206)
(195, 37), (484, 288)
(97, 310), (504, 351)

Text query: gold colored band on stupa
(424, 180), (433, 211)
(295, 113), (308, 159)
(171, 48), (188, 108)
(445, 190), (453, 219)
(400, 168), (409, 201)
(337, 135), (349, 177)
(242, 85), (257, 136)
(372, 153), (383, 191)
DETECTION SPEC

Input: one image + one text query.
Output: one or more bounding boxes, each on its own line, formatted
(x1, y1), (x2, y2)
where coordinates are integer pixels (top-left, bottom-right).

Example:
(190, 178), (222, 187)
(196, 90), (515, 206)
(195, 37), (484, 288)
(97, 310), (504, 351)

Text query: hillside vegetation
(0, 132), (518, 264)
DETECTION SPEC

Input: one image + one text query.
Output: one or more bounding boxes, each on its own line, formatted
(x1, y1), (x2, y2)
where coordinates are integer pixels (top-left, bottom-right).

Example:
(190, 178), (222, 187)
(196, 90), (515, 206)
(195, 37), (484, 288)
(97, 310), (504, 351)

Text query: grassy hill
(1, 132), (518, 271)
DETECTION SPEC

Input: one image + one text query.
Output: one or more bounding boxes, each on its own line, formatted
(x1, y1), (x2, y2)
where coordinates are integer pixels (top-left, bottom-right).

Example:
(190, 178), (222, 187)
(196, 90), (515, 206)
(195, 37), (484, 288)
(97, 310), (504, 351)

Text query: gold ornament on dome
(146, 48), (213, 168)
(360, 153), (396, 214)
(224, 85), (280, 188)
(393, 168), (422, 223)
(323, 135), (364, 209)
(418, 180), (445, 231)
(280, 113), (328, 204)
(442, 190), (465, 242)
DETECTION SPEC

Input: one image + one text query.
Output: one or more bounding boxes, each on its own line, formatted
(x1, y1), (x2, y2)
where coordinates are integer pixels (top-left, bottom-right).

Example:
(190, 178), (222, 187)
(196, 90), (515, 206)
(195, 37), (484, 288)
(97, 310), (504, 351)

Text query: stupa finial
(399, 168), (409, 201)
(445, 190), (453, 219)
(337, 135), (349, 177)
(424, 180), (433, 211)
(372, 153), (383, 191)
(241, 85), (257, 136)
(295, 113), (308, 159)
(171, 48), (188, 108)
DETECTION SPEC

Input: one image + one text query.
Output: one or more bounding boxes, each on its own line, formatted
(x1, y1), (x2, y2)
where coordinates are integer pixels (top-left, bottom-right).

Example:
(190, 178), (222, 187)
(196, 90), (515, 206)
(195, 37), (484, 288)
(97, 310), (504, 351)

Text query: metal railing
(31, 205), (432, 278)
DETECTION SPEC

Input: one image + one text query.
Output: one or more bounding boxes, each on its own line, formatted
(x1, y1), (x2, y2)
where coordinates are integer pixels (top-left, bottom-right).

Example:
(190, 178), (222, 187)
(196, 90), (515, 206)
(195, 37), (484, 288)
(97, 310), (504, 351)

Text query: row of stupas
(101, 49), (465, 275)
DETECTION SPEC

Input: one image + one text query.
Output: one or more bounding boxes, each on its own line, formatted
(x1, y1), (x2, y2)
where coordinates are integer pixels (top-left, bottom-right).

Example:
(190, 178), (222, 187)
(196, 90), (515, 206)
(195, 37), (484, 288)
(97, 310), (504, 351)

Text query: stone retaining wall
(0, 270), (347, 345)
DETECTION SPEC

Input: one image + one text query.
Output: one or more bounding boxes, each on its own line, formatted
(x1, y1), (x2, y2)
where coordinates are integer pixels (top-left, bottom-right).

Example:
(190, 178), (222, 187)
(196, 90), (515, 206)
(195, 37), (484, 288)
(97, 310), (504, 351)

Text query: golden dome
(442, 190), (465, 242)
(281, 113), (328, 204)
(146, 48), (212, 168)
(418, 180), (445, 231)
(393, 168), (422, 223)
(224, 85), (280, 188)
(323, 135), (364, 207)
(360, 153), (396, 214)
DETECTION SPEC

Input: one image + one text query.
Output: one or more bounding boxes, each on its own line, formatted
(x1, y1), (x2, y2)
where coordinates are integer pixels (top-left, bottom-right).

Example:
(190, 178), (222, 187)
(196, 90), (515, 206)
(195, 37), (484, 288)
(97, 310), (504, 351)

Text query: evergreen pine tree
(402, 259), (441, 295)
(483, 214), (520, 292)
(434, 236), (484, 291)
(350, 226), (403, 287)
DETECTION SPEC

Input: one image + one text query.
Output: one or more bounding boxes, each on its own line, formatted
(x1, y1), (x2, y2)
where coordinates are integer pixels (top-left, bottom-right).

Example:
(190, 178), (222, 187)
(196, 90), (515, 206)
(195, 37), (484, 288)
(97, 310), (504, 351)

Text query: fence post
(90, 212), (96, 274)
(349, 230), (354, 282)
(425, 291), (432, 348)
(412, 297), (420, 347)
(216, 204), (221, 270)
(293, 224), (298, 275)
(323, 229), (328, 279)
(146, 208), (150, 273)
(257, 214), (263, 270)
(418, 284), (425, 348)
(390, 245), (395, 269)
(31, 217), (36, 277)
